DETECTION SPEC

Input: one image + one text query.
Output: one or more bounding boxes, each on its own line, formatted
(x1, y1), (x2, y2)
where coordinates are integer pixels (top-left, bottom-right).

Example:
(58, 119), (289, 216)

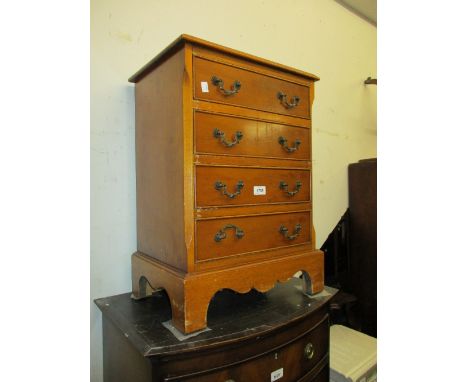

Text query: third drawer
(196, 166), (310, 207)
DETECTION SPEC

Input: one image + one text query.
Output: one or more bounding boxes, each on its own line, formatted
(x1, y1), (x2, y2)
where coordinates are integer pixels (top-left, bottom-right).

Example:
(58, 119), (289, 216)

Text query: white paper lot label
(200, 81), (209, 92)
(253, 186), (266, 195)
(271, 368), (283, 381)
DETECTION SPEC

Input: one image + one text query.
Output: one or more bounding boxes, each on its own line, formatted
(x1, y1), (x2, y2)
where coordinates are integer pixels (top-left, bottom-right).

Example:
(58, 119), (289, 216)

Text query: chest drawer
(196, 211), (311, 261)
(196, 166), (310, 207)
(195, 111), (310, 160)
(193, 57), (310, 119)
(167, 314), (329, 382)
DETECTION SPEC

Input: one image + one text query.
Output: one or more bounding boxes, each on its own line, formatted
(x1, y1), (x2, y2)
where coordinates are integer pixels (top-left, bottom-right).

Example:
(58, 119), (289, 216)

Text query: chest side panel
(135, 48), (187, 271)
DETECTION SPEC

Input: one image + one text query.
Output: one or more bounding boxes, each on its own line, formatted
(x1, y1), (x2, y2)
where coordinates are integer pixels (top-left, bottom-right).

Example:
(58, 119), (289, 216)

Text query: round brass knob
(304, 342), (315, 360)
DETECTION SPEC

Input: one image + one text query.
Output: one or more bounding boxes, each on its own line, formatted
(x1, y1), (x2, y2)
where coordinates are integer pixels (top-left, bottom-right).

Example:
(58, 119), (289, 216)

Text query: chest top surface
(129, 34), (320, 83)
(95, 279), (336, 357)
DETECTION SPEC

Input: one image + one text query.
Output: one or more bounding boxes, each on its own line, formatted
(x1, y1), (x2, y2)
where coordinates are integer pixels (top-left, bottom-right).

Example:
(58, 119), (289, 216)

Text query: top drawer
(193, 56), (311, 119)
(165, 313), (329, 382)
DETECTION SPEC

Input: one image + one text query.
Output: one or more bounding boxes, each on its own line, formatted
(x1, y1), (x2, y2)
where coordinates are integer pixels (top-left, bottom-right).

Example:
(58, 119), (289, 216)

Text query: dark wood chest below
(95, 279), (337, 382)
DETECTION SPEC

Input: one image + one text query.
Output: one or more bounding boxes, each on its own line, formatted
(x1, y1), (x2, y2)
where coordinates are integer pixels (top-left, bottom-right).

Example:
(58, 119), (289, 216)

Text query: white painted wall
(91, 0), (376, 380)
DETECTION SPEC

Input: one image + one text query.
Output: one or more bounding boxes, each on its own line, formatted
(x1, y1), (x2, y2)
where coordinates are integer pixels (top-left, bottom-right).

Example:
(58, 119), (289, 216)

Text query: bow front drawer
(193, 57), (311, 119)
(196, 212), (311, 262)
(167, 313), (329, 382)
(195, 111), (310, 160)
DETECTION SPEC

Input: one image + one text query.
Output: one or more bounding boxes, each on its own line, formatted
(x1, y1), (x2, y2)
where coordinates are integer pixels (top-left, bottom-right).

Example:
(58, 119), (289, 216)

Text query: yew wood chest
(129, 34), (323, 333)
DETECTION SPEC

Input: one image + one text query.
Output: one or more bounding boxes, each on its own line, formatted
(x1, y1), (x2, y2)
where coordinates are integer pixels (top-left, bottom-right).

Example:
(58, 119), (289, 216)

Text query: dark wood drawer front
(312, 365), (330, 382)
(193, 57), (310, 119)
(170, 315), (329, 382)
(195, 112), (310, 160)
(196, 166), (310, 207)
(196, 212), (311, 261)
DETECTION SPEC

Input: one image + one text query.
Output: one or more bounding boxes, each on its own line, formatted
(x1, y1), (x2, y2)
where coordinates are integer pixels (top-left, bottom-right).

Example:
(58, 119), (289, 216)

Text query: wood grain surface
(129, 34), (320, 83)
(131, 250), (324, 333)
(196, 166), (310, 207)
(195, 110), (311, 160)
(196, 211), (311, 261)
(135, 47), (187, 271)
(193, 56), (310, 119)
(173, 317), (329, 381)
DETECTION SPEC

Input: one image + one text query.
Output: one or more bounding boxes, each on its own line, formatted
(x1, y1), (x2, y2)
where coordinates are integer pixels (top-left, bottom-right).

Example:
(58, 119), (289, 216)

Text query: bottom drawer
(167, 315), (329, 382)
(196, 211), (311, 262)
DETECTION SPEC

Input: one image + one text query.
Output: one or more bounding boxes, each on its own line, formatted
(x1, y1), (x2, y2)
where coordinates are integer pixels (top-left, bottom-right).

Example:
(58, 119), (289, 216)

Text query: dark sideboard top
(95, 279), (337, 357)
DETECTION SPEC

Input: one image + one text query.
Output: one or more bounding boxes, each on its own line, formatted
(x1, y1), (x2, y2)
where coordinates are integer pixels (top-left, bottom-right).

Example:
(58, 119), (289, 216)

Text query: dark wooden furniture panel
(102, 317), (152, 382)
(171, 317), (328, 381)
(348, 158), (377, 337)
(196, 166), (310, 207)
(95, 279), (336, 382)
(300, 362), (329, 382)
(196, 211), (311, 261)
(193, 56), (311, 119)
(194, 111), (311, 160)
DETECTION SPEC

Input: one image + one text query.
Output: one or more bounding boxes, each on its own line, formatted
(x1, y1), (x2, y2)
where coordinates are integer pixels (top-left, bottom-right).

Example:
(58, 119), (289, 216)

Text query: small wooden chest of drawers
(95, 279), (337, 382)
(129, 35), (323, 333)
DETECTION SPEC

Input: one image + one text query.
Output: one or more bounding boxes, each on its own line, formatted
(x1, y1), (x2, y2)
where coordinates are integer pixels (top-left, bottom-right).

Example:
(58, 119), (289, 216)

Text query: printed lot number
(271, 368), (283, 381)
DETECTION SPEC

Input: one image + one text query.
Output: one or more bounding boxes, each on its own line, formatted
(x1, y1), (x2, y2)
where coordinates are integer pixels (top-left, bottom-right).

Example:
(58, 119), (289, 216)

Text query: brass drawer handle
(277, 91), (300, 109)
(213, 128), (243, 147)
(215, 180), (244, 199)
(304, 342), (315, 360)
(279, 223), (302, 240)
(278, 136), (301, 153)
(212, 76), (241, 96)
(279, 181), (302, 196)
(215, 224), (245, 242)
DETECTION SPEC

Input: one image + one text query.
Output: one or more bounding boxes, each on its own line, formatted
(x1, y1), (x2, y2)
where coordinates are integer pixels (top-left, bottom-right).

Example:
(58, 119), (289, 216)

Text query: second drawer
(195, 111), (311, 160)
(196, 166), (310, 207)
(196, 211), (311, 261)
